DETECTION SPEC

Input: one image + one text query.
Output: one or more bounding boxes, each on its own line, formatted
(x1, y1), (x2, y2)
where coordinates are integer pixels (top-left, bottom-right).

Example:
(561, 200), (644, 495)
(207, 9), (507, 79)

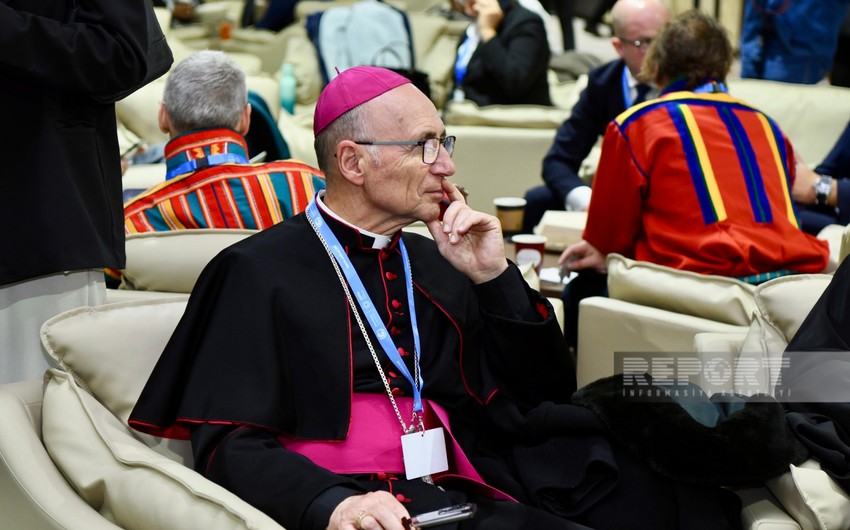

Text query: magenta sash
(278, 394), (515, 501)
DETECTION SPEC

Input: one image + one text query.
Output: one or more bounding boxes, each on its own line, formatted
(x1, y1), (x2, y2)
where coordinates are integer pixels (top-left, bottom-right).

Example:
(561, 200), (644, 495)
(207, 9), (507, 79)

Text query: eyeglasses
(354, 136), (456, 164)
(620, 37), (653, 50)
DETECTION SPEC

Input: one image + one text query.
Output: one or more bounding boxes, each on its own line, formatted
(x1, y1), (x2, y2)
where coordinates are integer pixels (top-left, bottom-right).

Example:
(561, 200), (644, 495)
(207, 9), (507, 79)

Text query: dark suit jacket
(0, 0), (160, 285)
(809, 119), (850, 226)
(458, 4), (551, 106)
(541, 59), (629, 202)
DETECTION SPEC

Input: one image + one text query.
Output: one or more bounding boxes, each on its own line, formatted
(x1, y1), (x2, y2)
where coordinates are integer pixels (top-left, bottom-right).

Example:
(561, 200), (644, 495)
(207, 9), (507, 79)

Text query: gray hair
(163, 51), (247, 134)
(314, 105), (380, 174)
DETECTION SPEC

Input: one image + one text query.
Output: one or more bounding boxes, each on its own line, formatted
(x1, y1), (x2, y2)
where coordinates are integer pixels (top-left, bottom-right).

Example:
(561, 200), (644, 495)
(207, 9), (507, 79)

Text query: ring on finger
(355, 510), (369, 529)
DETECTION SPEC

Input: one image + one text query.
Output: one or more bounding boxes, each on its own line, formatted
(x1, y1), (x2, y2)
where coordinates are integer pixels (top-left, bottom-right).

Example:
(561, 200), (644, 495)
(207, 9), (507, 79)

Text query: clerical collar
(315, 191), (392, 250)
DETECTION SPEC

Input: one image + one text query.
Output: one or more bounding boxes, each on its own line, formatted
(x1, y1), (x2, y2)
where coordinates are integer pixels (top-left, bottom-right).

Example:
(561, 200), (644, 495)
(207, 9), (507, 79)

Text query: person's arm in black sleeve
(541, 76), (611, 206)
(815, 120), (850, 223)
(192, 423), (365, 530)
(0, 0), (149, 97)
(473, 263), (576, 403)
(473, 9), (551, 100)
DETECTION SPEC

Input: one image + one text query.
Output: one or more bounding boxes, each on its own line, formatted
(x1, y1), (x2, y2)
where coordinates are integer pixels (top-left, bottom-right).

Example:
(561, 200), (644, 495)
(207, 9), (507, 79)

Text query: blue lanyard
(455, 33), (476, 86)
(621, 67), (634, 108)
(165, 153), (249, 180)
(306, 200), (424, 413)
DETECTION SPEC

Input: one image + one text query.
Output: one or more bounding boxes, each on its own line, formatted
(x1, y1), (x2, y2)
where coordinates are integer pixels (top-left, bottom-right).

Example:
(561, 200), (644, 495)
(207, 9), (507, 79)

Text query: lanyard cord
(165, 153), (249, 181)
(306, 208), (424, 435)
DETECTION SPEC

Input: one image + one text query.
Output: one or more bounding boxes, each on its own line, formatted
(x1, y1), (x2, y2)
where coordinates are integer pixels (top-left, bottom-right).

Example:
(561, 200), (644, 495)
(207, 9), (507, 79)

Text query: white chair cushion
(40, 298), (186, 427)
(41, 369), (283, 530)
(42, 299), (191, 465)
(752, 274), (833, 343)
(606, 254), (758, 326)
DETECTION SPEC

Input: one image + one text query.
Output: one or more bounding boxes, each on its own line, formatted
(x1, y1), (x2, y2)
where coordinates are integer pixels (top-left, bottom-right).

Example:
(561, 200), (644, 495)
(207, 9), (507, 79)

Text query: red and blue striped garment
(124, 128), (325, 234)
(584, 90), (829, 278)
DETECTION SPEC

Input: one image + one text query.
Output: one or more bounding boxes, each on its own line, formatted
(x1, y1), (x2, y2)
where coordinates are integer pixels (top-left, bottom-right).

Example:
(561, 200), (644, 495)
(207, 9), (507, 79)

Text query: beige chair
(578, 272), (839, 529)
(577, 253), (758, 387)
(108, 229), (258, 302)
(576, 222), (850, 389)
(0, 379), (123, 529)
(0, 298), (286, 530)
(693, 273), (850, 530)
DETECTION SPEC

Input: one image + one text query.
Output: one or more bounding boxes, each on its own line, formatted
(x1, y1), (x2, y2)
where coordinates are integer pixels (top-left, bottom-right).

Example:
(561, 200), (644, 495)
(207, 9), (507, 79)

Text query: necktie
(241, 0), (256, 27)
(634, 84), (651, 105)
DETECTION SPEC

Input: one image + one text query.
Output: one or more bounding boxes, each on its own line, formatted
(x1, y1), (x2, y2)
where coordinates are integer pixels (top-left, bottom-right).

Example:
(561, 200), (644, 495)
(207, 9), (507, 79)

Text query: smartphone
(403, 503), (477, 529)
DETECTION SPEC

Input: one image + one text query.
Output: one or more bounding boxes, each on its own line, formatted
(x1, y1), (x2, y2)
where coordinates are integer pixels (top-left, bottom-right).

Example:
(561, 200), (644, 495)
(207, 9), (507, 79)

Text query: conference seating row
(3, 4), (848, 528)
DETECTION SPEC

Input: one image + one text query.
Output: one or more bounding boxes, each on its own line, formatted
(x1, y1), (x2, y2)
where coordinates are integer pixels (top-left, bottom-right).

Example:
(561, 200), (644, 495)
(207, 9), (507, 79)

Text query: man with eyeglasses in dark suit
(522, 0), (669, 235)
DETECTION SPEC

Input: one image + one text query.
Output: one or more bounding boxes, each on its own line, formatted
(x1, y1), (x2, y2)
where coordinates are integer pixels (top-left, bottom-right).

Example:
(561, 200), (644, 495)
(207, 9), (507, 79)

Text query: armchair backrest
(120, 229), (257, 293)
(606, 253), (758, 326)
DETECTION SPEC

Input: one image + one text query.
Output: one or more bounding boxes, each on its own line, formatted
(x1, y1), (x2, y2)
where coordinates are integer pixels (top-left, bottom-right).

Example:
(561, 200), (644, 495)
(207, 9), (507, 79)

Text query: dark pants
(799, 207), (839, 235)
(523, 184), (564, 234)
(561, 270), (608, 351)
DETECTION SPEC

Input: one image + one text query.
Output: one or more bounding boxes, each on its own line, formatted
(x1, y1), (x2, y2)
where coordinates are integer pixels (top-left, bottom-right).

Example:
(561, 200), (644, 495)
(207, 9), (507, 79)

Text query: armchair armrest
(576, 296), (747, 388)
(0, 380), (119, 529)
(736, 487), (802, 530)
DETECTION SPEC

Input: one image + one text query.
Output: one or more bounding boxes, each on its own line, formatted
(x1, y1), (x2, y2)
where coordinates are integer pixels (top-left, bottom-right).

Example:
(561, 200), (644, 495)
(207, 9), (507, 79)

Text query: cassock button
(385, 271), (398, 280)
(398, 347), (410, 357)
(391, 299), (403, 309)
(390, 326), (402, 335)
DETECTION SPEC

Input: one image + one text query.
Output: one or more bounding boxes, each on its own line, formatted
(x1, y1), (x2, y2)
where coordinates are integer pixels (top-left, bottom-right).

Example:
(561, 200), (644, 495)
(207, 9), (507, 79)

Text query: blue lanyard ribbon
(621, 67), (634, 108)
(165, 153), (249, 180)
(455, 32), (477, 87)
(306, 200), (424, 413)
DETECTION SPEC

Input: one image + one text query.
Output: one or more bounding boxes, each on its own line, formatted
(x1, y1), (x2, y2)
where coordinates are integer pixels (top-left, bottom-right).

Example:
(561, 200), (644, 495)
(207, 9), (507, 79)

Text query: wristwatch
(814, 174), (834, 207)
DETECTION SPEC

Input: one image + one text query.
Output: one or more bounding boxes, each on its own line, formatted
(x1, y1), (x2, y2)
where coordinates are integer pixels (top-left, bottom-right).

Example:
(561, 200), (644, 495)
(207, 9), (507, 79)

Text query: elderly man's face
(359, 84), (456, 224)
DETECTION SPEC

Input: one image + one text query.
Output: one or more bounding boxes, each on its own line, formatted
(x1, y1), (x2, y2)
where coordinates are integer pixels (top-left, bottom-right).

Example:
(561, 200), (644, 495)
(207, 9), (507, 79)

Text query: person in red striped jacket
(108, 51), (326, 285)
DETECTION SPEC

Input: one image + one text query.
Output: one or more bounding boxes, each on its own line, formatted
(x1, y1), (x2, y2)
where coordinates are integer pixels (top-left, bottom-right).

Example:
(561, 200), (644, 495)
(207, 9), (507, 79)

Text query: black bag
(67, 0), (174, 103)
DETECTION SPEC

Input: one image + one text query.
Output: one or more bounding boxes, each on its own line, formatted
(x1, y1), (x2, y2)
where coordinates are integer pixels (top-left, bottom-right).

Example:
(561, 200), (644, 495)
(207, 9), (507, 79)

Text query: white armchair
(693, 273), (850, 530)
(576, 222), (850, 389)
(0, 299), (286, 530)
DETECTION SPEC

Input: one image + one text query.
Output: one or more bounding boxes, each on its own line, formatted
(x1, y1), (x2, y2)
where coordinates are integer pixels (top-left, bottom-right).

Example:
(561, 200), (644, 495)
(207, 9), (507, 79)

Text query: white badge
(401, 427), (449, 480)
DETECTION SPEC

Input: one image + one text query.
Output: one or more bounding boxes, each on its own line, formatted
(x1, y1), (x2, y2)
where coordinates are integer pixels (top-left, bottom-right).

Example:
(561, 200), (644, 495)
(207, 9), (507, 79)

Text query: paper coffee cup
(512, 234), (548, 274)
(493, 197), (527, 236)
